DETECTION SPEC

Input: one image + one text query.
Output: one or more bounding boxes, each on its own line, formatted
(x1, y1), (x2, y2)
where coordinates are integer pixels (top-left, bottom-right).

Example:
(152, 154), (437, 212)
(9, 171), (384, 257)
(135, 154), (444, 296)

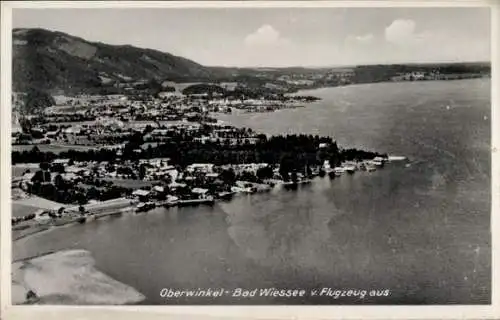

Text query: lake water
(12, 79), (491, 305)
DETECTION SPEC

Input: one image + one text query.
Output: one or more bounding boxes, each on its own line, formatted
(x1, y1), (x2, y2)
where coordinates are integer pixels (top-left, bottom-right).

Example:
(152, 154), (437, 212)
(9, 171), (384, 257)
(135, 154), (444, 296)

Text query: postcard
(1, 1), (498, 319)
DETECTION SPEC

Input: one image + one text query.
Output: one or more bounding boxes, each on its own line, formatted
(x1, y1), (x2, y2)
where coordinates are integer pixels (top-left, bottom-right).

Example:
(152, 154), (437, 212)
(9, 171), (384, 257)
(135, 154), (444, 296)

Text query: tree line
(12, 133), (386, 172)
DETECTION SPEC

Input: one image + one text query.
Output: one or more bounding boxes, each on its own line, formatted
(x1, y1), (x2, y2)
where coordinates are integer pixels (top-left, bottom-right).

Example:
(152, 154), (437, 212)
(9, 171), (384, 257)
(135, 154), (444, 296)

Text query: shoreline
(12, 156), (408, 245)
(288, 76), (490, 95)
(13, 205), (134, 243)
(12, 249), (146, 305)
(10, 158), (410, 305)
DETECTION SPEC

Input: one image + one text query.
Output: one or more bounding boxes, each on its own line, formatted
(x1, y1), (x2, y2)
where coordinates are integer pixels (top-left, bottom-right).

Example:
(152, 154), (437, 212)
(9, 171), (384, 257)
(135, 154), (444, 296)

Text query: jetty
(177, 198), (215, 207)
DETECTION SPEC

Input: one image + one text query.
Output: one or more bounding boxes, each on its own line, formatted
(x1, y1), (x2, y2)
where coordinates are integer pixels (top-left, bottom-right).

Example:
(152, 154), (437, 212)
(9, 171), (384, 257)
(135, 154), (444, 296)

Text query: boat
(136, 201), (156, 213)
(388, 155), (407, 161)
(283, 181), (298, 190)
(136, 202), (146, 212)
(163, 200), (178, 208)
(344, 165), (356, 174)
(234, 182), (257, 193)
(218, 191), (234, 200)
(366, 164), (377, 172)
(283, 177), (311, 189)
(334, 167), (345, 175)
(77, 217), (86, 224)
(372, 161), (384, 167)
(248, 187), (258, 193)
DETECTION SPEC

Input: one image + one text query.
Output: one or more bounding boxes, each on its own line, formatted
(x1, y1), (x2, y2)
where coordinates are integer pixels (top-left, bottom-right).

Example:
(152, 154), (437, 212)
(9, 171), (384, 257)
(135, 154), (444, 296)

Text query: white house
(132, 189), (150, 197)
(186, 163), (214, 173)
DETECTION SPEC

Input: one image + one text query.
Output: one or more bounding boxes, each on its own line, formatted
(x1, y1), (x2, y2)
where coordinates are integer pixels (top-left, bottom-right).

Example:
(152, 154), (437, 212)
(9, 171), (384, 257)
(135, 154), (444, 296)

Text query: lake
(12, 79), (491, 305)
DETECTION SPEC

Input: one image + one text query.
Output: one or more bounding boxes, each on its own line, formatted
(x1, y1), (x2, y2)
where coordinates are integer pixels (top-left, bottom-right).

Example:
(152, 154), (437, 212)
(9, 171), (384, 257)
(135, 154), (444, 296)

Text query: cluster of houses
(14, 89), (314, 146)
(13, 155), (276, 207)
(389, 70), (485, 82)
(13, 95), (264, 148)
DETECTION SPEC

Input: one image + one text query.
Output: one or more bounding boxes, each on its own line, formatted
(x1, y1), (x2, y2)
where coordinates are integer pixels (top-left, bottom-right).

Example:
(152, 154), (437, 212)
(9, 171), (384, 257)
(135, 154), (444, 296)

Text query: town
(11, 89), (408, 240)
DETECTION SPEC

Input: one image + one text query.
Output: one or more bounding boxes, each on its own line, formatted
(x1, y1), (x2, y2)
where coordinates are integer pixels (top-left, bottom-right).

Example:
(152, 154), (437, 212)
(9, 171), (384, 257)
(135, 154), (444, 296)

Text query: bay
(13, 79), (491, 304)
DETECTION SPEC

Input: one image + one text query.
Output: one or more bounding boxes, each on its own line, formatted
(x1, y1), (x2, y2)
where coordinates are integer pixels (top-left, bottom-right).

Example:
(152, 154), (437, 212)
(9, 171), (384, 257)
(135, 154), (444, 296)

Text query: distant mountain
(12, 28), (221, 94)
(12, 28), (491, 99)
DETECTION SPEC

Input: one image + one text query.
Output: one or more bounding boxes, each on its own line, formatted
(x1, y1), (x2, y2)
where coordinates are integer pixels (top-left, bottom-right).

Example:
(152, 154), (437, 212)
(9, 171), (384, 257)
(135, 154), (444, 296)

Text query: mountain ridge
(12, 28), (222, 94)
(12, 28), (491, 97)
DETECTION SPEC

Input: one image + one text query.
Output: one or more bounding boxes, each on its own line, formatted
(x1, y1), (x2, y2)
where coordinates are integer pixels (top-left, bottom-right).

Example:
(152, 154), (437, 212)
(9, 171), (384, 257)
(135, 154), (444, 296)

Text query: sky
(13, 7), (491, 67)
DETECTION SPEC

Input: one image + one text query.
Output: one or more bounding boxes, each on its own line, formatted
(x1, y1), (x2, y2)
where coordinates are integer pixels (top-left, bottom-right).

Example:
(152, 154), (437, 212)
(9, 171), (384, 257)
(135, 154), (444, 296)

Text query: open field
(13, 196), (65, 210)
(12, 163), (40, 177)
(12, 143), (126, 153)
(102, 178), (158, 189)
(12, 144), (99, 153)
(12, 203), (43, 218)
(12, 196), (65, 218)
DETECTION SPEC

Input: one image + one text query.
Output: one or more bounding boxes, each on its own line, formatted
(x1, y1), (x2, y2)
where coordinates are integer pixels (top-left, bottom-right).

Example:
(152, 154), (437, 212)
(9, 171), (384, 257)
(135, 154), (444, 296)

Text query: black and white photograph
(1, 1), (496, 315)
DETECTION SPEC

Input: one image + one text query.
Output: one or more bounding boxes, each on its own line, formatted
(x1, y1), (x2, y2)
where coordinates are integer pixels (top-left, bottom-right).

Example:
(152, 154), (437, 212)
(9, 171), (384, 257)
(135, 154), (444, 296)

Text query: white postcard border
(1, 1), (498, 319)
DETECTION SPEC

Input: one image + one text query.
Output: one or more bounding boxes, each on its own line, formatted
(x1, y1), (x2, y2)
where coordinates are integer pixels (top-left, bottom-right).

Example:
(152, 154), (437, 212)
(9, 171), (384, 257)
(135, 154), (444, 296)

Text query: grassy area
(12, 203), (43, 218)
(12, 164), (40, 177)
(102, 178), (158, 189)
(12, 196), (65, 218)
(14, 196), (65, 209)
(12, 144), (100, 153)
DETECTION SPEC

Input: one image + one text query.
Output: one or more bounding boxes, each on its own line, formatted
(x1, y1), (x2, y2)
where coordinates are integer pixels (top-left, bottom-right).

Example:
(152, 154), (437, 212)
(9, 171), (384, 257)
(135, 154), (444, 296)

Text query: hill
(12, 28), (490, 104)
(12, 28), (221, 94)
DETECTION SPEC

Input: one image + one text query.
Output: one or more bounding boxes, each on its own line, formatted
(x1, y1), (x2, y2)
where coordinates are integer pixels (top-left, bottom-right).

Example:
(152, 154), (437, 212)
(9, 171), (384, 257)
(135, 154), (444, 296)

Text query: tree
(239, 171), (257, 183)
(54, 174), (65, 190)
(87, 187), (100, 200)
(51, 163), (65, 173)
(279, 157), (292, 182)
(256, 166), (273, 180)
(220, 168), (236, 185)
(39, 162), (50, 171)
(138, 163), (147, 180)
(19, 118), (32, 133)
(143, 125), (154, 134)
(306, 164), (313, 177)
(31, 170), (45, 183)
(23, 87), (55, 113)
(77, 193), (87, 206)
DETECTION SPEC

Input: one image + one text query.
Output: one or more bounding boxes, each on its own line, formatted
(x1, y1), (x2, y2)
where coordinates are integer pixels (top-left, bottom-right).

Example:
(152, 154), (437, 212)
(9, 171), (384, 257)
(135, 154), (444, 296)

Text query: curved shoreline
(12, 156), (409, 244)
(12, 249), (146, 305)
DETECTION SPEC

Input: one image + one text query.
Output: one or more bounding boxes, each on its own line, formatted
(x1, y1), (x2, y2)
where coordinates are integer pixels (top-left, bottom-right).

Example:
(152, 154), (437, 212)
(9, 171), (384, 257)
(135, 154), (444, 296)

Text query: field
(12, 196), (65, 218)
(12, 144), (101, 153)
(103, 178), (158, 189)
(12, 203), (43, 218)
(12, 163), (40, 177)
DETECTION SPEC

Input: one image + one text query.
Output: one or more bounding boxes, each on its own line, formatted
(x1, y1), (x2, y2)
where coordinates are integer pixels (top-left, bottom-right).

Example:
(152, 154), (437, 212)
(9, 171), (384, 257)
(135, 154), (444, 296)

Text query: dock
(177, 198), (215, 207)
